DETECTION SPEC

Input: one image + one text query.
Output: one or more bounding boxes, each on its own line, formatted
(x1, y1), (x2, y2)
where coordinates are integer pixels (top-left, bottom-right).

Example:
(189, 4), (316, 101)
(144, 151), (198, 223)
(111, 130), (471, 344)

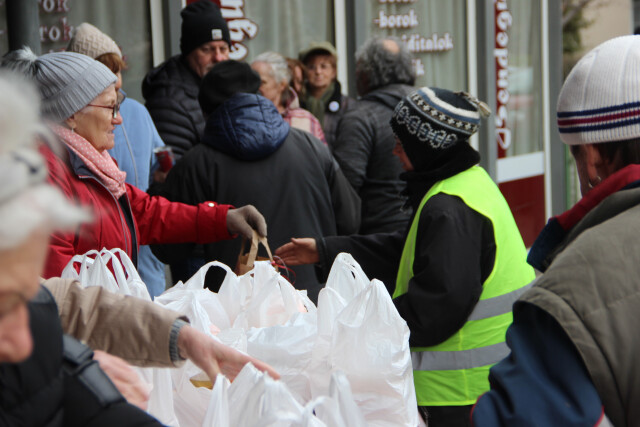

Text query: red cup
(154, 146), (175, 172)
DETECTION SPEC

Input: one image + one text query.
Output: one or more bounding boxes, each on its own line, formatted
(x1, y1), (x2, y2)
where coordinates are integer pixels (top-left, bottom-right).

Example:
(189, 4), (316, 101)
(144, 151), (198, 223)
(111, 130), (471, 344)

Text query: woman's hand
(177, 325), (279, 383)
(275, 238), (319, 266)
(93, 350), (151, 410)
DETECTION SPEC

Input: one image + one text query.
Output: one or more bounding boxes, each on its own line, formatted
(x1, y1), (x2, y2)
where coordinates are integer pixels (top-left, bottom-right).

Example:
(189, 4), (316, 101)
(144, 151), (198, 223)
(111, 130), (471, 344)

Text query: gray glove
(226, 205), (267, 239)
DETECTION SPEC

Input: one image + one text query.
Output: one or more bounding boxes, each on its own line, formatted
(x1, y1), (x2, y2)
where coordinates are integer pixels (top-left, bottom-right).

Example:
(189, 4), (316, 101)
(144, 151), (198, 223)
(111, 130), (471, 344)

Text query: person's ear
(583, 144), (606, 185)
(64, 115), (77, 132)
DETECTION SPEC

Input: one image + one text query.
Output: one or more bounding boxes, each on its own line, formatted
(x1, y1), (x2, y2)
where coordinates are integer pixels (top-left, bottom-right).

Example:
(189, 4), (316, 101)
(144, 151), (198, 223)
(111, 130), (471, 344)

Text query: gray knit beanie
(2, 48), (116, 122)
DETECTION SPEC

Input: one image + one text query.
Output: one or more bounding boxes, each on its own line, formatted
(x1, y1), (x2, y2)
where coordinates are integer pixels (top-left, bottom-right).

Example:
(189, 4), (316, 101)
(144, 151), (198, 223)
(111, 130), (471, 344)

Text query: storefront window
(39, 1), (152, 102)
(241, 1), (333, 62)
(356, 0), (468, 91)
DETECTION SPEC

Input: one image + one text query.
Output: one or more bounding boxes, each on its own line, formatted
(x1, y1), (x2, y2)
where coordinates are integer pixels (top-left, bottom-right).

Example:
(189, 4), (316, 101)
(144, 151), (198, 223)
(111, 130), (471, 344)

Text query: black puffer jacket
(331, 84), (414, 234)
(142, 55), (204, 159)
(153, 93), (361, 302)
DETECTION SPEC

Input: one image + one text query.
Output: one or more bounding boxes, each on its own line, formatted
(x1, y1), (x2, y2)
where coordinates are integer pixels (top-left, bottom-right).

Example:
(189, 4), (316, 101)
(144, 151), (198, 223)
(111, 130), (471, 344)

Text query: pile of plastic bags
(63, 250), (419, 426)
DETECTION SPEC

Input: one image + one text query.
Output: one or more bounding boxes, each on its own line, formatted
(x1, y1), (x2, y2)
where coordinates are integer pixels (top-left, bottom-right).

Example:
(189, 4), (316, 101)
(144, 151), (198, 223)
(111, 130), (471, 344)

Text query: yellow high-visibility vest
(394, 165), (535, 406)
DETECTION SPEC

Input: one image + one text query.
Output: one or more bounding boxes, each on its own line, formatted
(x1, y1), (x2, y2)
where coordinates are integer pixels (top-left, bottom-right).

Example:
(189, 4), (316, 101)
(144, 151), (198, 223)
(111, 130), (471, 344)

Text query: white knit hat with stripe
(67, 23), (122, 59)
(557, 35), (640, 145)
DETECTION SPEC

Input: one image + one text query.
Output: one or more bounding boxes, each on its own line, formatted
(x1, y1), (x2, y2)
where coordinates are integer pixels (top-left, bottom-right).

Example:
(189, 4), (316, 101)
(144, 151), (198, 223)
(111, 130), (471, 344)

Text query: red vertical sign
(494, 0), (512, 158)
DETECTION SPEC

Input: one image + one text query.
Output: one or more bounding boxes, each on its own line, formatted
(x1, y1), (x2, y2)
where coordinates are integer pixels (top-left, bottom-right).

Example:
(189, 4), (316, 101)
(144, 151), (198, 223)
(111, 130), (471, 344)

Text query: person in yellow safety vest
(275, 87), (535, 427)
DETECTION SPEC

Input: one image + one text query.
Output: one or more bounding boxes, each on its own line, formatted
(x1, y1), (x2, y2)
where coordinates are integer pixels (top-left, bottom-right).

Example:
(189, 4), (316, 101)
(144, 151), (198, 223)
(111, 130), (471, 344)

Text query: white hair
(0, 71), (90, 250)
(252, 51), (291, 84)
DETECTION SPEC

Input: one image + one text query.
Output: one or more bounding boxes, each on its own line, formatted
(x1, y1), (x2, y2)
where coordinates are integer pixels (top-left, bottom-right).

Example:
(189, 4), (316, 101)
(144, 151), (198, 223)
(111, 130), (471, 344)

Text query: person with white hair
(471, 35), (640, 426)
(0, 71), (165, 426)
(0, 71), (279, 425)
(251, 51), (326, 143)
(1, 48), (266, 282)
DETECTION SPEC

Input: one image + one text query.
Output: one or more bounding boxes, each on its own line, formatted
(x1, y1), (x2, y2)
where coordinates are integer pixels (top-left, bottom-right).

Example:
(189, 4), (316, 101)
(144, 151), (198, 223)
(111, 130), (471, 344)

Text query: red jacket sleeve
(126, 183), (234, 245)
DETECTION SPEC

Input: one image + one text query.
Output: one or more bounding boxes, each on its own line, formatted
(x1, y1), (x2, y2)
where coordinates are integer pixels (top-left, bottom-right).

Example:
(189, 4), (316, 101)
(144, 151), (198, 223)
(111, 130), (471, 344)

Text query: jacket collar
(361, 84), (414, 109)
(528, 164), (640, 271)
(401, 143), (480, 211)
(66, 144), (94, 178)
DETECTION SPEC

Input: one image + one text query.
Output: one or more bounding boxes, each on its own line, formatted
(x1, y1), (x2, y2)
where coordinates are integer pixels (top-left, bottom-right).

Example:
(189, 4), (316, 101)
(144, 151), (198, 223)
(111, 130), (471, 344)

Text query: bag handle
(240, 229), (274, 269)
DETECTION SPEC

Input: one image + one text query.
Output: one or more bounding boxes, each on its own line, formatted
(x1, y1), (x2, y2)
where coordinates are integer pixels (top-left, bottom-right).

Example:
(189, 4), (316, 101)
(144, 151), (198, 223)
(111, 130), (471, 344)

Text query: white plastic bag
(228, 363), (304, 427)
(309, 254), (370, 398)
(202, 374), (230, 427)
(305, 371), (367, 427)
(246, 312), (317, 403)
(61, 249), (120, 294)
(60, 248), (151, 300)
(110, 248), (152, 300)
(330, 279), (418, 426)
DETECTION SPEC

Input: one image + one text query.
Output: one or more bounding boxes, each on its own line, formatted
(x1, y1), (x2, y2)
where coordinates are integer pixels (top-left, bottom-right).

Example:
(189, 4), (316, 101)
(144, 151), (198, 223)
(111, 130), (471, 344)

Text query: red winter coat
(41, 143), (233, 278)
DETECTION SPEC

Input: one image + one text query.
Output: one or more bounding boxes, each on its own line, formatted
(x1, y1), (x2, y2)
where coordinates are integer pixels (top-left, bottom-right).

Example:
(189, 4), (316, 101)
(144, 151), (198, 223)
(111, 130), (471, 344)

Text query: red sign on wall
(493, 0), (545, 247)
(494, 0), (512, 159)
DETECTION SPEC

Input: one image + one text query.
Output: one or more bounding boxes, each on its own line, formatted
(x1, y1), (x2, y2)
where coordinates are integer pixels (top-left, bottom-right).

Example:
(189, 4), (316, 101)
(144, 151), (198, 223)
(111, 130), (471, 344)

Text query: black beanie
(180, 0), (231, 57)
(198, 60), (261, 115)
(390, 87), (488, 170)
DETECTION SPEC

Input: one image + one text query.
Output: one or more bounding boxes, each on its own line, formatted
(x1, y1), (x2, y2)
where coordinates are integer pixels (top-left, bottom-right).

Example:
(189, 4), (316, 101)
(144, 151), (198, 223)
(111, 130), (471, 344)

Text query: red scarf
(52, 124), (127, 198)
(556, 164), (640, 231)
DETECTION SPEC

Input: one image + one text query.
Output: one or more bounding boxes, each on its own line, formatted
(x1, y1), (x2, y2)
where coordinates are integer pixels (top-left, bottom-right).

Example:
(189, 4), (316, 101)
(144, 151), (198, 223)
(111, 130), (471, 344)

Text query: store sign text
(38, 0), (72, 46)
(220, 0), (259, 60)
(495, 0), (512, 154)
(373, 9), (419, 29)
(401, 33), (453, 53)
(373, 2), (455, 79)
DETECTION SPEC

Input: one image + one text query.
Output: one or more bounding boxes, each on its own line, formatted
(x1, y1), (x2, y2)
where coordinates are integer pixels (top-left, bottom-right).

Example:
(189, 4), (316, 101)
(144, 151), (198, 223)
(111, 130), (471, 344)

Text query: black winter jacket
(331, 84), (414, 234)
(0, 287), (161, 427)
(142, 55), (204, 159)
(153, 93), (361, 301)
(317, 144), (496, 347)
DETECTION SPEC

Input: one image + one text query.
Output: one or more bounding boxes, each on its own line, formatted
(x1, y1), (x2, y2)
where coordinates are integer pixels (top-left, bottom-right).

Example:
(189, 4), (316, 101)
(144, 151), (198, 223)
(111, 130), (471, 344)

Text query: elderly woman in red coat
(2, 48), (266, 279)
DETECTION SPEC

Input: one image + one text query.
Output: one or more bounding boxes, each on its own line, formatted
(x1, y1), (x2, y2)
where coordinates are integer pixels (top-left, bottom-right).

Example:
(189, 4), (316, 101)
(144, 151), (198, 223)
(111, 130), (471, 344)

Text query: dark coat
(473, 167), (640, 427)
(322, 81), (354, 147)
(331, 84), (414, 234)
(154, 93), (361, 301)
(142, 55), (204, 159)
(0, 286), (162, 426)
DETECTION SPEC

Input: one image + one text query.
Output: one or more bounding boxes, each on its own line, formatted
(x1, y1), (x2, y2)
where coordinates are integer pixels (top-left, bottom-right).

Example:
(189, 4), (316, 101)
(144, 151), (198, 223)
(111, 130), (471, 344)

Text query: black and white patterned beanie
(391, 87), (489, 170)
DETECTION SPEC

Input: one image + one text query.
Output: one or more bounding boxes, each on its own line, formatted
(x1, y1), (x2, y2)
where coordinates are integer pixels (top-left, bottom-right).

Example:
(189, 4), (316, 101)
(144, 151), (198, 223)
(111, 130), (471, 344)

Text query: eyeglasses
(87, 91), (125, 119)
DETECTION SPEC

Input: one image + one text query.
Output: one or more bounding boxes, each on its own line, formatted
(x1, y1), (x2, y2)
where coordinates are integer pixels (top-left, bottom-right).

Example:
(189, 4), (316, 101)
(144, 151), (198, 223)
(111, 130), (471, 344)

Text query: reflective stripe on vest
(467, 279), (535, 321)
(412, 342), (510, 371)
(394, 165), (535, 406)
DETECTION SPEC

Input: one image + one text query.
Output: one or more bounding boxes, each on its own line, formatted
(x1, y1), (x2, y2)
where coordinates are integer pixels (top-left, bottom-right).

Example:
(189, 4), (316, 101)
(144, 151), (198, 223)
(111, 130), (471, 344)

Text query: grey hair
(0, 71), (91, 250)
(355, 36), (415, 94)
(252, 51), (291, 84)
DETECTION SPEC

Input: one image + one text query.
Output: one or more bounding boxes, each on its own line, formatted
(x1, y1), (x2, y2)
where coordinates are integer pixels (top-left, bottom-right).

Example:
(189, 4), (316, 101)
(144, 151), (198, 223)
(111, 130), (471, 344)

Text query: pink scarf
(52, 124), (127, 198)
